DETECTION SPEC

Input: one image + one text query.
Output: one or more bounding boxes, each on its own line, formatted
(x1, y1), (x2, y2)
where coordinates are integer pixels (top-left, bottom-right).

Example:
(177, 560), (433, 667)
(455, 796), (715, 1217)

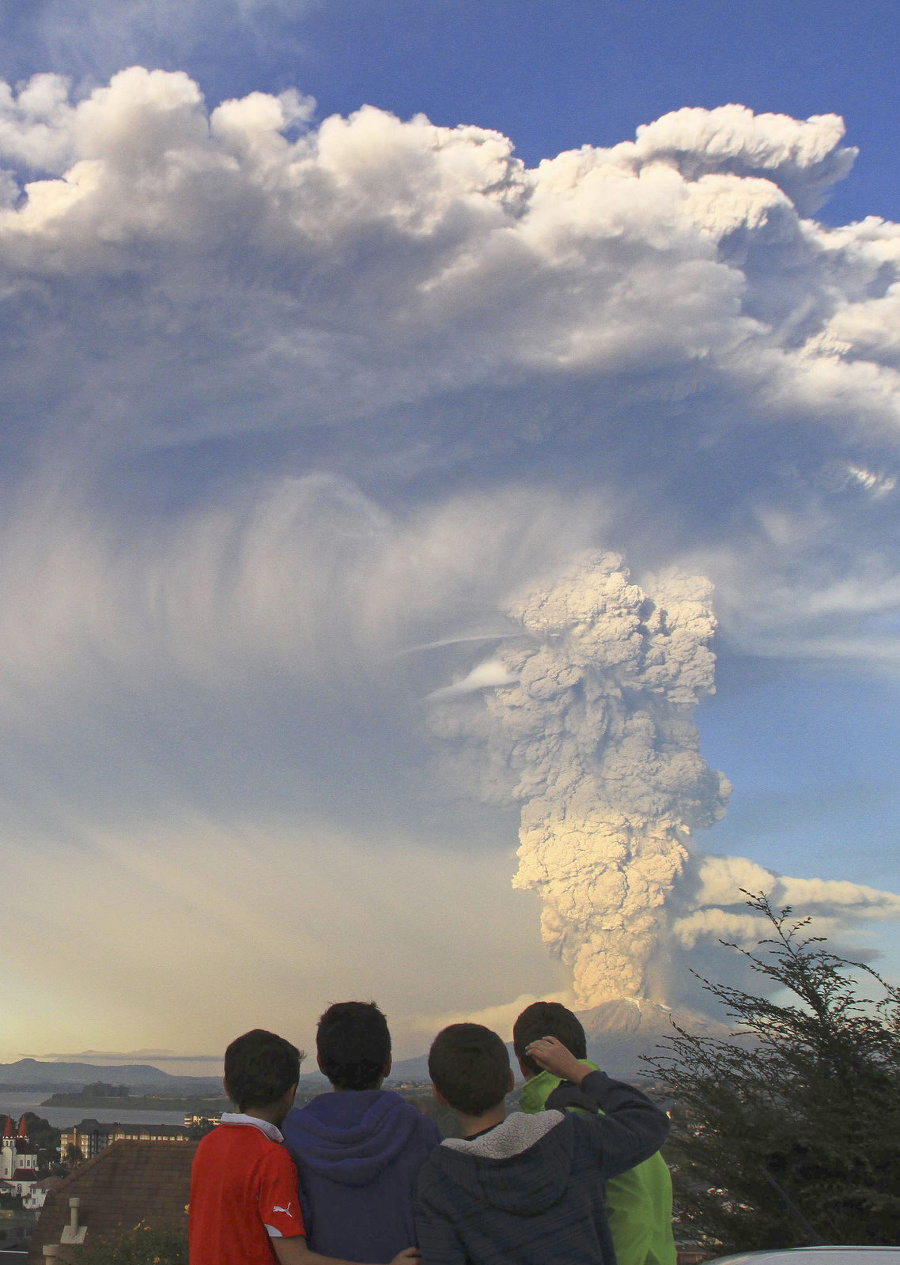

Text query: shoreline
(39, 1095), (229, 1113)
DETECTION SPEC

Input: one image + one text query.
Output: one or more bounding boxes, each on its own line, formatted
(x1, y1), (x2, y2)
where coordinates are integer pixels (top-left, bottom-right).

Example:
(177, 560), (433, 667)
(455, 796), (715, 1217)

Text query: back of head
(317, 1001), (391, 1091)
(513, 1002), (587, 1076)
(224, 1029), (302, 1110)
(428, 1023), (510, 1116)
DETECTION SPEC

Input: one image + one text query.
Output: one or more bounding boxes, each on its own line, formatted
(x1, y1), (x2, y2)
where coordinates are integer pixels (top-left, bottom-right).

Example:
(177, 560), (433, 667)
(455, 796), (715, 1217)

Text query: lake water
(0, 1091), (188, 1129)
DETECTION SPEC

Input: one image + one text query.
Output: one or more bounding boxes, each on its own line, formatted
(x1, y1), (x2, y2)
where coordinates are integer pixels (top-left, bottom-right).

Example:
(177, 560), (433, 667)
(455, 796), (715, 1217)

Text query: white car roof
(711, 1251), (900, 1265)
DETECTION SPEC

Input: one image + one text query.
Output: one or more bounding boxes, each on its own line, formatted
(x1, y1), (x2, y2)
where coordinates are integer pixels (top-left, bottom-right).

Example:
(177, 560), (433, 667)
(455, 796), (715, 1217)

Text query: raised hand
(525, 1035), (591, 1084)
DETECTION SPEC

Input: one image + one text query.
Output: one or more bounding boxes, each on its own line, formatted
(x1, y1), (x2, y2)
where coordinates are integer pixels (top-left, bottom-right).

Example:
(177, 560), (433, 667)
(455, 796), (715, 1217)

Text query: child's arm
(272, 1238), (420, 1265)
(413, 1209), (467, 1265)
(414, 1178), (468, 1265)
(526, 1036), (670, 1179)
(524, 1035), (593, 1084)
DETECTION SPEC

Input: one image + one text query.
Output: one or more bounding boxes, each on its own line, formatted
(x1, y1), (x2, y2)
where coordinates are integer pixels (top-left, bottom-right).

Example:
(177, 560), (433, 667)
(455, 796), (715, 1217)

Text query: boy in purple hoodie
(282, 1002), (441, 1264)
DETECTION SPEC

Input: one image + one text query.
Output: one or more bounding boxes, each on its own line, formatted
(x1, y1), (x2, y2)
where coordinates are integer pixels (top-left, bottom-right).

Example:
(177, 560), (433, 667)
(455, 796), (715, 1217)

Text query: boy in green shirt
(513, 1002), (676, 1265)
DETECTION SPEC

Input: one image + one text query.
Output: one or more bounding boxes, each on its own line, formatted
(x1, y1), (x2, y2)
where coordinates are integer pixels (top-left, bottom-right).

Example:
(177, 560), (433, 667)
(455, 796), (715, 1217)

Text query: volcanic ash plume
(430, 553), (731, 1007)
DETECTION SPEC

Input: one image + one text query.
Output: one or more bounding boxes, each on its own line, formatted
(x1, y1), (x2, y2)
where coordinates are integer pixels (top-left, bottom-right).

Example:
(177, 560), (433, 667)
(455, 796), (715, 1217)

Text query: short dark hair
(224, 1029), (302, 1110)
(317, 1001), (391, 1091)
(428, 1023), (510, 1116)
(513, 1001), (587, 1076)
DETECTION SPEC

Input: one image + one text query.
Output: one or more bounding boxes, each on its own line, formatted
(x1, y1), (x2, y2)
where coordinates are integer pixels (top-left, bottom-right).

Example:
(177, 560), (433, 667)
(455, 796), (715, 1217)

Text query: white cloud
(672, 855), (900, 966)
(0, 76), (891, 491)
(427, 658), (519, 701)
(627, 105), (856, 214)
(687, 853), (776, 908)
(0, 74), (77, 173)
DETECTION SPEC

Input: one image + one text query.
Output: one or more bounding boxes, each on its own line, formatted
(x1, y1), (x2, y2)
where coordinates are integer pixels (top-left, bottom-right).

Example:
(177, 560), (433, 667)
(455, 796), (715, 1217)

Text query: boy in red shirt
(190, 1028), (419, 1265)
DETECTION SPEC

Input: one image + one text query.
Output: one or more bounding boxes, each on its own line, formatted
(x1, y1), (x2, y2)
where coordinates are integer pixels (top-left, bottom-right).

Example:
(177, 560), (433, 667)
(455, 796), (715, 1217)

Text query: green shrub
(645, 892), (900, 1251)
(77, 1222), (188, 1265)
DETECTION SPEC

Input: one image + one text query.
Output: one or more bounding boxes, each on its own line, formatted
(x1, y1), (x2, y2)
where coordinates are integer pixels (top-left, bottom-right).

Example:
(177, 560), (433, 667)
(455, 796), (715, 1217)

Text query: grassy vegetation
(77, 1224), (188, 1265)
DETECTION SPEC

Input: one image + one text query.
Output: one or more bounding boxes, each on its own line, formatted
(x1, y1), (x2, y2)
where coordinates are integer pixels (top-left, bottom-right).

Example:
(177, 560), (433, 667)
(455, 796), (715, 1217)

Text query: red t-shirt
(190, 1120), (305, 1265)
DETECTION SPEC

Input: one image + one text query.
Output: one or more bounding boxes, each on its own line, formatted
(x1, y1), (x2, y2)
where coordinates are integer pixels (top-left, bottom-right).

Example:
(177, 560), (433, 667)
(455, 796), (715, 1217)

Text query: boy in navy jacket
(282, 1002), (440, 1264)
(414, 1024), (670, 1265)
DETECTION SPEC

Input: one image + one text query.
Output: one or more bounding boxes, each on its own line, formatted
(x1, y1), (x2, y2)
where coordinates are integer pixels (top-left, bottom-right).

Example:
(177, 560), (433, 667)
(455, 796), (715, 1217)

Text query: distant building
(28, 1139), (197, 1263)
(0, 1116), (39, 1201)
(24, 1176), (61, 1212)
(183, 1112), (222, 1129)
(60, 1119), (191, 1162)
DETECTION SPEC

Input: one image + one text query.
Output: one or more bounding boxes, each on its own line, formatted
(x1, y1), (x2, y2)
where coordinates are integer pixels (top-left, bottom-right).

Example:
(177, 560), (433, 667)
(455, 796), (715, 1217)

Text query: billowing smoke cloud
(430, 552), (731, 1006)
(0, 69), (897, 1048)
(430, 554), (900, 1012)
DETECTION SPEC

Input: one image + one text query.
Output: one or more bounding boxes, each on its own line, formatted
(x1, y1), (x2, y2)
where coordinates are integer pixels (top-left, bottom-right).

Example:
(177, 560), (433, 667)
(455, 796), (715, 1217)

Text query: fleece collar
(433, 1110), (576, 1215)
(442, 1109), (564, 1159)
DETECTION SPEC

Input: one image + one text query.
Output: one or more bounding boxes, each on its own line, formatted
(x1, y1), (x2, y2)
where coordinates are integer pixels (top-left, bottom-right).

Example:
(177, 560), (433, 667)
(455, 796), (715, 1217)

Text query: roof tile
(28, 1140), (198, 1264)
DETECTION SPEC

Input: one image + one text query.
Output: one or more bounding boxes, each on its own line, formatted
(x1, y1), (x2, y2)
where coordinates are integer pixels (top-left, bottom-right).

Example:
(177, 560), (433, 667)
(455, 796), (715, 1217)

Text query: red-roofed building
(0, 1115), (38, 1200)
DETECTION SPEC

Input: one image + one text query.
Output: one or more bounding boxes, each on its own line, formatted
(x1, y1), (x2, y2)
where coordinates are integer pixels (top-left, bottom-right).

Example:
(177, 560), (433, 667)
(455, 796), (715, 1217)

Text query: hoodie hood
(283, 1090), (424, 1187)
(434, 1111), (573, 1215)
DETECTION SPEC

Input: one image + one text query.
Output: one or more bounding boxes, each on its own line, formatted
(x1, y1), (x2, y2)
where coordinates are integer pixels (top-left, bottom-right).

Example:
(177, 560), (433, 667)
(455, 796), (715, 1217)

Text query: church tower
(0, 1116), (15, 1181)
(0, 1116), (38, 1192)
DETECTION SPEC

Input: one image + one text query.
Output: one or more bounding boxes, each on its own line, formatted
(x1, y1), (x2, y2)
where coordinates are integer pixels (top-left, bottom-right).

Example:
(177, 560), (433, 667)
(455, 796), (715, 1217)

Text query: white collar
(220, 1112), (284, 1143)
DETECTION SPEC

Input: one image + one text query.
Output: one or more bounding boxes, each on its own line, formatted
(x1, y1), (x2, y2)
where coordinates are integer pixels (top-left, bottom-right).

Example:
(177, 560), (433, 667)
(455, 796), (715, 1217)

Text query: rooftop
(28, 1140), (197, 1264)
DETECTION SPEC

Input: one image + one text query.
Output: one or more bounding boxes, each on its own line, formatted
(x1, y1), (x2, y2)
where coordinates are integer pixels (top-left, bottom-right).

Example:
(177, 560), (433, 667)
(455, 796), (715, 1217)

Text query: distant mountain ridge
(3, 1002), (725, 1093)
(378, 999), (730, 1086)
(577, 998), (728, 1078)
(0, 1057), (222, 1093)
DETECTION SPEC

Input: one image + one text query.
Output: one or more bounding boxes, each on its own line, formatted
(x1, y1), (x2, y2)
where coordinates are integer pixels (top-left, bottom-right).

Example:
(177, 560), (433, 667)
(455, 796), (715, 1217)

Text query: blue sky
(699, 667), (900, 888)
(0, 0), (898, 1065)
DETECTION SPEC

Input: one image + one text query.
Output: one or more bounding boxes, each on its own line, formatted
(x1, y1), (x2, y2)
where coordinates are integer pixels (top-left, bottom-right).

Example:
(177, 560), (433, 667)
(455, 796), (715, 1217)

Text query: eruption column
(433, 553), (731, 1007)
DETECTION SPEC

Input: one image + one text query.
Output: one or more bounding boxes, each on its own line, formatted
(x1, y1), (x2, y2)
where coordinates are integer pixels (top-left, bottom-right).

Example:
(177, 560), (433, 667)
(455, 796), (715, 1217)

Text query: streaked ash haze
(0, 55), (899, 1058)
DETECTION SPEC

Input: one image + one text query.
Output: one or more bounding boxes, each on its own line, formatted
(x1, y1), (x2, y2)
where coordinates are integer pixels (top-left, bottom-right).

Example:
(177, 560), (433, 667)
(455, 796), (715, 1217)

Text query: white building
(24, 1175), (59, 1210)
(0, 1115), (39, 1201)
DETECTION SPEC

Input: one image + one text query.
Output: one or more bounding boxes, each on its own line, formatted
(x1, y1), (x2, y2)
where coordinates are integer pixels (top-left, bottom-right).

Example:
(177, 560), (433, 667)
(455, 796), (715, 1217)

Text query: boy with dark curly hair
(414, 1022), (669, 1265)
